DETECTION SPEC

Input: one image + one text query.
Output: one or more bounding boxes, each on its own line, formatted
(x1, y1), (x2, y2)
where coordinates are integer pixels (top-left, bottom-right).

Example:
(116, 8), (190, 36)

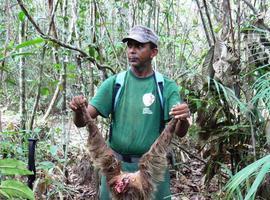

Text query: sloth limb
(82, 106), (121, 182)
(81, 105), (178, 200)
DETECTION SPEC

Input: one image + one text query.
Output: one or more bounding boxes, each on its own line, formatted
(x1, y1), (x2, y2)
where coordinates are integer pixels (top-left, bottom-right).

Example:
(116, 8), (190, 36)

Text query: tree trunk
(61, 0), (69, 182)
(89, 65), (94, 98)
(202, 0), (216, 44)
(62, 59), (67, 113)
(195, 0), (211, 47)
(42, 75), (63, 122)
(19, 20), (27, 130)
(1, 0), (11, 102)
(43, 0), (62, 120)
(29, 48), (45, 130)
(0, 110), (2, 132)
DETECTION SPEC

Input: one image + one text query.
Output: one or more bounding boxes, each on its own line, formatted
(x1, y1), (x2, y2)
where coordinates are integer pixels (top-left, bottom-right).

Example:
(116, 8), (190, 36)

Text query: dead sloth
(81, 105), (178, 200)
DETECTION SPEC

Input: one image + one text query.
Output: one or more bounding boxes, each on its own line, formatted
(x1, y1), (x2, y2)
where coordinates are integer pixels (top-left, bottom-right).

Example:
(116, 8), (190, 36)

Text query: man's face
(126, 40), (158, 69)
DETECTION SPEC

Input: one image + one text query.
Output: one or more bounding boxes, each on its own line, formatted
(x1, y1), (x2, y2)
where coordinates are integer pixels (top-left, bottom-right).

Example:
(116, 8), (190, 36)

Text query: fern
(224, 155), (270, 200)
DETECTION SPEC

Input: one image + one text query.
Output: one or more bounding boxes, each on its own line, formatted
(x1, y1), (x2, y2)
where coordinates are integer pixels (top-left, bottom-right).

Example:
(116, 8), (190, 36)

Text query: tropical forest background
(0, 0), (270, 199)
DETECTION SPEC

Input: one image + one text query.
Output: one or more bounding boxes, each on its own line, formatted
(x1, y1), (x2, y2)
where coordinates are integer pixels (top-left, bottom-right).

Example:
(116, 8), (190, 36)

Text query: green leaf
(195, 99), (202, 109)
(0, 159), (33, 175)
(214, 23), (222, 33)
(53, 63), (61, 70)
(37, 161), (55, 170)
(67, 64), (76, 71)
(88, 46), (96, 58)
(41, 87), (50, 96)
(67, 73), (76, 79)
(33, 127), (42, 134)
(0, 189), (9, 198)
(18, 11), (26, 22)
(15, 37), (44, 49)
(123, 2), (129, 8)
(225, 155), (270, 199)
(244, 161), (270, 200)
(0, 180), (34, 200)
(192, 18), (198, 26)
(5, 78), (16, 86)
(50, 145), (58, 156)
(11, 52), (35, 58)
(0, 131), (19, 135)
(0, 52), (35, 61)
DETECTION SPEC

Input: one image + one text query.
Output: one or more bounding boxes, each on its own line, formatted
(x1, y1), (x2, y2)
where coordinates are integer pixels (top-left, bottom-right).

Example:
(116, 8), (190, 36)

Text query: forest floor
(1, 112), (221, 200)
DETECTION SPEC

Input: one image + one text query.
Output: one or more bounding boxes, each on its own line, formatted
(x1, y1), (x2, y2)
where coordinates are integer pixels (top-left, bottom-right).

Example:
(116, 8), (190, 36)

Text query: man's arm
(169, 103), (190, 137)
(69, 95), (99, 127)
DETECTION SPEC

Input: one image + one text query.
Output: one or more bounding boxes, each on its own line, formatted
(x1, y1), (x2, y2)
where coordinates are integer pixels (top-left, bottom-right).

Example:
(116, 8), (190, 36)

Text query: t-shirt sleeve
(164, 79), (182, 121)
(90, 75), (115, 118)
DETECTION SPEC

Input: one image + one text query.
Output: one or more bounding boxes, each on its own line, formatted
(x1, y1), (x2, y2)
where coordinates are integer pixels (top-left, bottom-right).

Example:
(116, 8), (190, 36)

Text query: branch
(237, 0), (241, 62)
(0, 110), (2, 132)
(16, 0), (115, 74)
(41, 74), (63, 123)
(47, 0), (60, 36)
(172, 141), (207, 164)
(29, 47), (46, 130)
(94, 0), (122, 69)
(17, 0), (45, 36)
(242, 0), (258, 15)
(202, 0), (216, 44)
(227, 0), (236, 53)
(195, 0), (211, 47)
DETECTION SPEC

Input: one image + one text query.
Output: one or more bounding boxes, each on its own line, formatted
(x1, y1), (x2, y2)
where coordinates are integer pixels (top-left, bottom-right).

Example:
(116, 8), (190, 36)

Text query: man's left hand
(170, 103), (190, 137)
(169, 103), (190, 120)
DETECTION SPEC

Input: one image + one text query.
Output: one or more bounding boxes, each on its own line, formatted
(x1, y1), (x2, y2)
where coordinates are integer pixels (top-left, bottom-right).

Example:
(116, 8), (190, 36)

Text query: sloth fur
(81, 106), (177, 200)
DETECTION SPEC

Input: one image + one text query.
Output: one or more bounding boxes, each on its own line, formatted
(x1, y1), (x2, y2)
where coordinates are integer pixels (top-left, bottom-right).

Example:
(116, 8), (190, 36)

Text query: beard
(128, 59), (152, 72)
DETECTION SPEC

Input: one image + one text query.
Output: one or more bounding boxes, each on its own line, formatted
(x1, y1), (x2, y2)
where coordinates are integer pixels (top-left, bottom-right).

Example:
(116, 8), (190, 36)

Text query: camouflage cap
(122, 25), (158, 46)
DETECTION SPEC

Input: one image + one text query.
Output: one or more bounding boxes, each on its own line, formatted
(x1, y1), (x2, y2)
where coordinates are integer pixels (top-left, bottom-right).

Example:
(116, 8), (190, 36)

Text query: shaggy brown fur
(81, 106), (177, 200)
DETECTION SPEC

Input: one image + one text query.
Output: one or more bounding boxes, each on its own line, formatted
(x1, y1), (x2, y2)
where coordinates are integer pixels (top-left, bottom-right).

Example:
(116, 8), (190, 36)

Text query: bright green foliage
(0, 180), (34, 200)
(252, 71), (270, 110)
(0, 37), (43, 61)
(0, 159), (33, 175)
(15, 37), (44, 49)
(0, 159), (34, 200)
(225, 155), (270, 200)
(18, 11), (26, 22)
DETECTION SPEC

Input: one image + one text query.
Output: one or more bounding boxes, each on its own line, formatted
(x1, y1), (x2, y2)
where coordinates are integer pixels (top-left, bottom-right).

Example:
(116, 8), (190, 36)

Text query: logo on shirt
(142, 93), (155, 114)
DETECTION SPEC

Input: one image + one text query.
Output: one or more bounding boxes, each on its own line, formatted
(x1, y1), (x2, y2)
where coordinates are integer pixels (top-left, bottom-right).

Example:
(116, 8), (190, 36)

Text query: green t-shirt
(90, 70), (181, 155)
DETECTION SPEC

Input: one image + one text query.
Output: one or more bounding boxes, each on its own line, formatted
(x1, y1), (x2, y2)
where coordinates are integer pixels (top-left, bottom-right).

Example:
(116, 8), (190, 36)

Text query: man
(69, 25), (190, 199)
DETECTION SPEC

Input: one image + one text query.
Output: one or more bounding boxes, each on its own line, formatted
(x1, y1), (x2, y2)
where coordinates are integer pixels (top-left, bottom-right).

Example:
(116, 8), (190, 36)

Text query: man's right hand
(70, 95), (99, 127)
(69, 95), (89, 127)
(69, 95), (88, 113)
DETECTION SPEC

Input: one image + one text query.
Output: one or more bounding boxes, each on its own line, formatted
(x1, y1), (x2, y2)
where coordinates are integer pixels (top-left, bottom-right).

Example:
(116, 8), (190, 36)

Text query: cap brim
(122, 34), (149, 44)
